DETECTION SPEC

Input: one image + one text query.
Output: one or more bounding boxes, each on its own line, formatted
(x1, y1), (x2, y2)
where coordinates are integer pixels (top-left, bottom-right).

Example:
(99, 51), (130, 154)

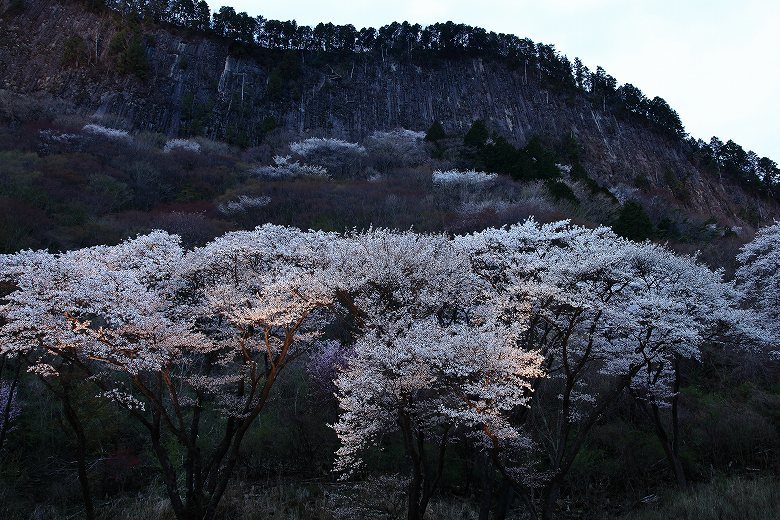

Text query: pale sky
(210, 0), (780, 160)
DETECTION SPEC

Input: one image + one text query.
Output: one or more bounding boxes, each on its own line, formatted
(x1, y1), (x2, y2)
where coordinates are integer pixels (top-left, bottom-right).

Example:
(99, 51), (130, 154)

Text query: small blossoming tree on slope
(289, 137), (367, 177)
(364, 129), (427, 170)
(0, 379), (19, 453)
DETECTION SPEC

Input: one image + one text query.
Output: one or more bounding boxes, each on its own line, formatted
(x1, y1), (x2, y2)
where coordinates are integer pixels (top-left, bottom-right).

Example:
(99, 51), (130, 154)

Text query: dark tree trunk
(478, 453), (493, 520)
(642, 357), (687, 489)
(407, 466), (424, 520)
(541, 478), (561, 520)
(651, 402), (687, 489)
(149, 414), (187, 519)
(61, 385), (95, 520)
(493, 478), (514, 520)
(400, 414), (425, 520)
(484, 434), (537, 520)
(0, 361), (21, 453)
(419, 427), (449, 515)
(398, 413), (449, 520)
(670, 358), (687, 489)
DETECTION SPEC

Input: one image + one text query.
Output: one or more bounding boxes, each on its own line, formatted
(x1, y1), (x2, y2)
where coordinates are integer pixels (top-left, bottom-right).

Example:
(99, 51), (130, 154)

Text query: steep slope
(0, 0), (777, 229)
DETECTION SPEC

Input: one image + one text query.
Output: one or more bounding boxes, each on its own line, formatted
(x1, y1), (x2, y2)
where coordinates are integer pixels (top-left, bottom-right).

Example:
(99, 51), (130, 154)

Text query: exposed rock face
(1, 0), (777, 227)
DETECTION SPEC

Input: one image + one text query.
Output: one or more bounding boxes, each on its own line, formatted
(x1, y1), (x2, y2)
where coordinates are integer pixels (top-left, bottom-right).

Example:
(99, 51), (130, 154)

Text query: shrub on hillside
(218, 195), (271, 216)
(613, 200), (654, 241)
(432, 169), (497, 186)
(365, 129), (427, 170)
(250, 155), (329, 179)
(82, 124), (131, 141)
(62, 35), (89, 67)
(289, 137), (367, 177)
(108, 30), (150, 79)
(164, 138), (201, 154)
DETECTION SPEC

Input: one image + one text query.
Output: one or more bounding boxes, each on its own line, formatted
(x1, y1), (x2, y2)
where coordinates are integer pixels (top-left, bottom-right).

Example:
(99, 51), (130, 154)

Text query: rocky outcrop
(1, 0), (777, 227)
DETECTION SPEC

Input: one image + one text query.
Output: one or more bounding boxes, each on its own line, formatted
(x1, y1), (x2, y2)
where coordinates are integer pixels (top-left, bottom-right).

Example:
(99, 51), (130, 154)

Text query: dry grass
(623, 476), (780, 520)
(98, 481), (328, 520)
(93, 477), (483, 520)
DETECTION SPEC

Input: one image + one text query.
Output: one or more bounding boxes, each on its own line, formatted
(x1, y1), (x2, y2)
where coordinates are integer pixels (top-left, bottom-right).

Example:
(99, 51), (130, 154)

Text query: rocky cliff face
(1, 0), (777, 228)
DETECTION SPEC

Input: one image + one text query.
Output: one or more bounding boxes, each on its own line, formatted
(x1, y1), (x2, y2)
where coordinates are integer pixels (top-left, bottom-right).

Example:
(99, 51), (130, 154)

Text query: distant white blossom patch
(609, 183), (639, 205)
(27, 364), (58, 378)
(289, 138), (367, 176)
(290, 137), (367, 158)
(164, 138), (201, 154)
(250, 155), (329, 178)
(218, 195), (272, 215)
(82, 124), (131, 141)
(39, 129), (80, 143)
(432, 169), (498, 186)
(365, 128), (427, 168)
(370, 128), (425, 141)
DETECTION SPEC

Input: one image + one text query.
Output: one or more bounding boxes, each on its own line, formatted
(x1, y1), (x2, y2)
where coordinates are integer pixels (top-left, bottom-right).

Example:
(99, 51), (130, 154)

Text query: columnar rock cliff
(1, 0), (777, 227)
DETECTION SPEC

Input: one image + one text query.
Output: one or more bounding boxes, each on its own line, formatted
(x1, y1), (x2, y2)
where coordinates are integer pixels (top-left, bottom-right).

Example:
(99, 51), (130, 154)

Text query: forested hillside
(0, 0), (778, 230)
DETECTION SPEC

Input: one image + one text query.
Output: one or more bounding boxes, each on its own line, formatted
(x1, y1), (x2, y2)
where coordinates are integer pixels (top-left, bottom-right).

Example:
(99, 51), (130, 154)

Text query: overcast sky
(209, 0), (780, 160)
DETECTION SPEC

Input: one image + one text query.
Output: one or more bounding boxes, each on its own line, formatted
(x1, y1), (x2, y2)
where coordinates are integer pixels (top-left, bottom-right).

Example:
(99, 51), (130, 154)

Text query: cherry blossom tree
(0, 245), (116, 519)
(460, 220), (740, 519)
(0, 226), (335, 520)
(334, 317), (543, 520)
(329, 229), (471, 520)
(81, 123), (131, 141)
(736, 221), (780, 355)
(217, 195), (272, 216)
(163, 138), (201, 154)
(0, 221), (752, 520)
(432, 169), (498, 186)
(329, 229), (543, 520)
